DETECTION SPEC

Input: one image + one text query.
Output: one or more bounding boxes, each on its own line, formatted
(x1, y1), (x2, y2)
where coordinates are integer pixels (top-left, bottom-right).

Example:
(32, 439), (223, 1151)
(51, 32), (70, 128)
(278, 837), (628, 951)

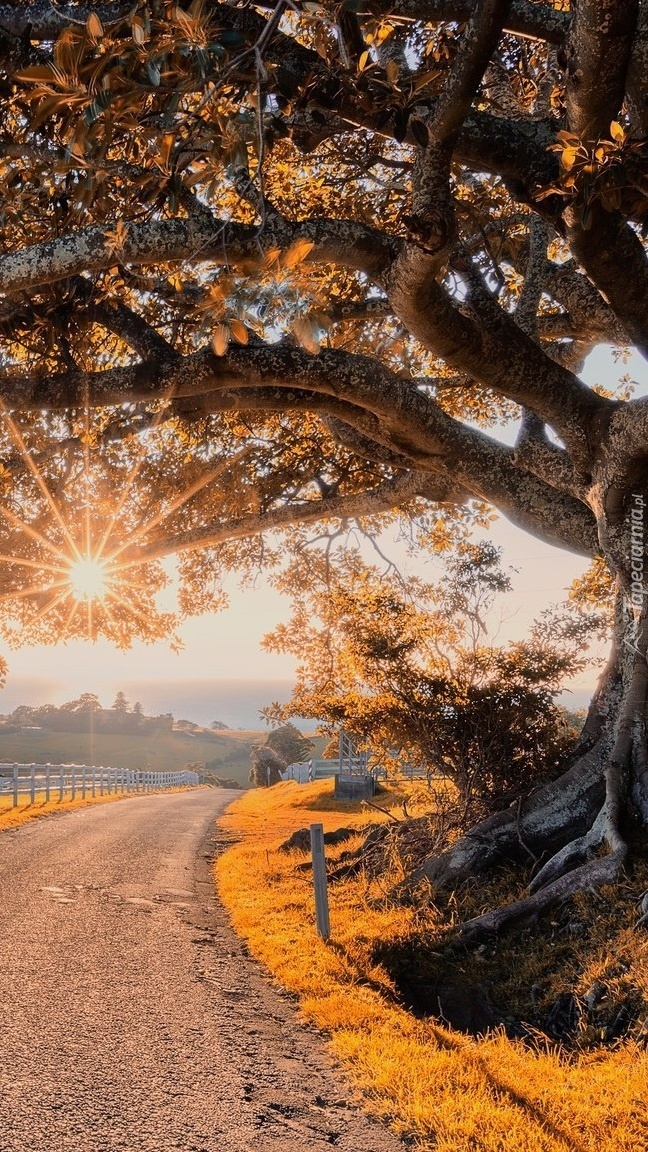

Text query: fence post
(100, 769), (104, 797)
(309, 823), (331, 941)
(92, 767), (96, 798)
(59, 765), (64, 801)
(12, 763), (18, 809)
(81, 766), (86, 800)
(45, 764), (51, 804)
(30, 764), (35, 805)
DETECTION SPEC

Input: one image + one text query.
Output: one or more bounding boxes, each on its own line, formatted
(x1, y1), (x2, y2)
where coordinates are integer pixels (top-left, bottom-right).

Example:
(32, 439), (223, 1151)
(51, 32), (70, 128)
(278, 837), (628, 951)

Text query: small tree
(210, 720), (229, 731)
(112, 691), (129, 713)
(264, 544), (600, 819)
(249, 745), (286, 788)
(266, 723), (313, 766)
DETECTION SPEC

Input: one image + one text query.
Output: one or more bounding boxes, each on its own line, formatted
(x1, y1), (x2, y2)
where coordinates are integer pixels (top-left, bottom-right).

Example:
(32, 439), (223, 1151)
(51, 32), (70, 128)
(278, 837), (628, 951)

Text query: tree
(249, 744), (286, 789)
(0, 0), (646, 936)
(60, 693), (102, 714)
(210, 720), (229, 731)
(265, 723), (314, 767)
(264, 544), (595, 820)
(112, 691), (129, 713)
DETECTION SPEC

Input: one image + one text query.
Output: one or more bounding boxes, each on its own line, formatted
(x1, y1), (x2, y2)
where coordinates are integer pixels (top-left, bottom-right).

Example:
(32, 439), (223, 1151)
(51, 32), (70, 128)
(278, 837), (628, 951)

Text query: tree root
(527, 808), (608, 894)
(407, 738), (607, 891)
(453, 846), (628, 948)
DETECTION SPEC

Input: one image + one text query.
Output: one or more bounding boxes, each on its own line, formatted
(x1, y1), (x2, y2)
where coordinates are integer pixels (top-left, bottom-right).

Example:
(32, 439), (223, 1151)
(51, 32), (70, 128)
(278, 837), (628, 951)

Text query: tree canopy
(0, 0), (648, 936)
(0, 0), (633, 648)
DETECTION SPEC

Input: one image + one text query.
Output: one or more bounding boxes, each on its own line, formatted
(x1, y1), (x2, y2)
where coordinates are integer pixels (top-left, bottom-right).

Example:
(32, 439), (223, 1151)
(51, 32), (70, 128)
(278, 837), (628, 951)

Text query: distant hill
(0, 722), (261, 785)
(0, 697), (329, 785)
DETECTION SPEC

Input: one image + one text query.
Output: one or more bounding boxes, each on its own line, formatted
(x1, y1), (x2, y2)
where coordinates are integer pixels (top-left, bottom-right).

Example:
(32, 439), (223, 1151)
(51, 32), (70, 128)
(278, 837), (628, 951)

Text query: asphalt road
(0, 789), (404, 1151)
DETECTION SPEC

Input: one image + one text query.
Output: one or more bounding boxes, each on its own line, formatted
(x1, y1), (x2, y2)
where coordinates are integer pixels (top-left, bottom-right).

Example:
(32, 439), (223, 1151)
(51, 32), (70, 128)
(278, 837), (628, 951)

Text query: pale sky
(0, 345), (643, 724)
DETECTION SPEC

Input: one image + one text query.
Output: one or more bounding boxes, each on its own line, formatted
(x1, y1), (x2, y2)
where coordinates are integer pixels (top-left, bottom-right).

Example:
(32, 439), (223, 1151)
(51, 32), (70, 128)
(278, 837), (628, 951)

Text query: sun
(67, 557), (109, 602)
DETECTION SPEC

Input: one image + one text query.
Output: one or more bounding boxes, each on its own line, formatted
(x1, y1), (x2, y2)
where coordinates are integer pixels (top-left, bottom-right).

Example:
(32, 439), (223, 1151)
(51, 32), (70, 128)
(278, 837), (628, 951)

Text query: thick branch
(565, 0), (639, 139)
(566, 206), (648, 360)
(0, 1), (131, 38)
(0, 341), (600, 558)
(387, 249), (611, 456)
(132, 472), (429, 561)
(0, 215), (395, 299)
(387, 0), (568, 41)
(626, 0), (648, 135)
(429, 0), (512, 149)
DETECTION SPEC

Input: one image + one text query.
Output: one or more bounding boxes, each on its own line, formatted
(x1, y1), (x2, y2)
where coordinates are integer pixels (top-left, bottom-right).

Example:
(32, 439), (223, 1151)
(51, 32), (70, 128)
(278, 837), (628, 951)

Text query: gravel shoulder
(0, 788), (405, 1151)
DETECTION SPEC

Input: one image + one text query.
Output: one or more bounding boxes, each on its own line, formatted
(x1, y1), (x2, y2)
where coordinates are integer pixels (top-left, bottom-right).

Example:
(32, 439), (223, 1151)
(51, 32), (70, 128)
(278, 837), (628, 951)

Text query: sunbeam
(0, 402), (83, 562)
(0, 405), (241, 645)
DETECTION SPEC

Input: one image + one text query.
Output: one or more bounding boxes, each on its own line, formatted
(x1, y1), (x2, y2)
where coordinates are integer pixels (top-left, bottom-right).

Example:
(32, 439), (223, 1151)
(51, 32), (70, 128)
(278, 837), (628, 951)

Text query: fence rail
(0, 763), (200, 807)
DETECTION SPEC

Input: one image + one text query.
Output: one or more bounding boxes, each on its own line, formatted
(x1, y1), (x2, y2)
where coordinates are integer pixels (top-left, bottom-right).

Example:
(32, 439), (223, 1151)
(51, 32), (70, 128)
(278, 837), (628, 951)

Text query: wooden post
(92, 768), (96, 798)
(45, 764), (51, 804)
(310, 823), (331, 941)
(71, 768), (76, 801)
(59, 765), (64, 801)
(81, 766), (86, 800)
(12, 763), (18, 809)
(30, 765), (35, 805)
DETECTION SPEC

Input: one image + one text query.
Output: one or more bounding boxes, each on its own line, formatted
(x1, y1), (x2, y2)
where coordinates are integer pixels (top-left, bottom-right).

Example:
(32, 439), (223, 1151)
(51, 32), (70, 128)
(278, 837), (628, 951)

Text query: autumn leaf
(281, 239), (314, 269)
(229, 319), (249, 344)
(86, 12), (104, 40)
(212, 324), (230, 355)
(610, 121), (625, 142)
(293, 317), (320, 354)
(131, 16), (148, 44)
(560, 147), (579, 171)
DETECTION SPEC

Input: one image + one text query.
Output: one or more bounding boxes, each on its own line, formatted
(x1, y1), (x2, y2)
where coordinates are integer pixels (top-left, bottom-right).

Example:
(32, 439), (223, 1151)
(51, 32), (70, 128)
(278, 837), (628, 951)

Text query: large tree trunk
(407, 587), (648, 946)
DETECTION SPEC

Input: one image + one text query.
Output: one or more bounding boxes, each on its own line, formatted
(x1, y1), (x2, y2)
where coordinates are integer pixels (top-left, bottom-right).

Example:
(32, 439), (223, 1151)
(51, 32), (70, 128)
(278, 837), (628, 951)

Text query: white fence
(0, 763), (200, 807)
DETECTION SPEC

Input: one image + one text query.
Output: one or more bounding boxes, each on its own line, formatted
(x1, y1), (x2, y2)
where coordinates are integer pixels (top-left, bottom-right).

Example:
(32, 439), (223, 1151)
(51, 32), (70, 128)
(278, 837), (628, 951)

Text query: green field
(0, 727), (260, 785)
(0, 727), (328, 786)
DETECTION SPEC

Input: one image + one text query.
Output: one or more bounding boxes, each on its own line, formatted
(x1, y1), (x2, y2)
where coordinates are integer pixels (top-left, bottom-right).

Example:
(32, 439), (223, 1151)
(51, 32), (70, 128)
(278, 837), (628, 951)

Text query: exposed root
(408, 738), (607, 891)
(527, 809), (608, 894)
(454, 847), (628, 949)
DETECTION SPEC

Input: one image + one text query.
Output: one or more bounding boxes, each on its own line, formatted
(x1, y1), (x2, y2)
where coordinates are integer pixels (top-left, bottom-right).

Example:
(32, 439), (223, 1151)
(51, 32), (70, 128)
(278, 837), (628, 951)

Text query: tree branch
(565, 0), (639, 140)
(566, 205), (648, 360)
(0, 214), (396, 297)
(131, 471), (431, 561)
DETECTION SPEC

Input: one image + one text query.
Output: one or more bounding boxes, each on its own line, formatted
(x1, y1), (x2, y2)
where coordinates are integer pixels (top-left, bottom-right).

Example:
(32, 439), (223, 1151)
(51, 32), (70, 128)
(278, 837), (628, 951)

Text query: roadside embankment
(216, 780), (648, 1152)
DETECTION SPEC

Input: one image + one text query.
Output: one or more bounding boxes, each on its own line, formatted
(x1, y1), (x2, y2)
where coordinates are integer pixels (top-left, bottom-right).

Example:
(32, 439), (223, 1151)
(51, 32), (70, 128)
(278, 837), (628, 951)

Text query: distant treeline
(0, 692), (176, 736)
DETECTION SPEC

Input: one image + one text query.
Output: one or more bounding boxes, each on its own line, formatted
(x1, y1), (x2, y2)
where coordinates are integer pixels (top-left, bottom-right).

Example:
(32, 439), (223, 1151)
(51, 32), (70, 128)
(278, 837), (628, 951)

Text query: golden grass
(216, 780), (648, 1152)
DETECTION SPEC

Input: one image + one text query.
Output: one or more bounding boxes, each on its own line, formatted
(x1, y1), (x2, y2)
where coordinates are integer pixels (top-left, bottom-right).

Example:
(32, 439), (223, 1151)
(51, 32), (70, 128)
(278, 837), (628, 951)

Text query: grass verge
(0, 786), (197, 830)
(216, 780), (648, 1152)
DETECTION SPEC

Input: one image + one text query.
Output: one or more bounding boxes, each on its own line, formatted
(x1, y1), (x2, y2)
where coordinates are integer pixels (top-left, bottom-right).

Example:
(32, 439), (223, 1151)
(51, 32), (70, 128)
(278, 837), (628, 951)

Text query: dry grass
(216, 780), (648, 1152)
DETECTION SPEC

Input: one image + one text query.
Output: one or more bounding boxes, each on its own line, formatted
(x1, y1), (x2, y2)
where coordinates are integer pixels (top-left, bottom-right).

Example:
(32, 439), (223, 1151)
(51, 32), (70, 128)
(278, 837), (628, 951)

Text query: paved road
(0, 790), (404, 1151)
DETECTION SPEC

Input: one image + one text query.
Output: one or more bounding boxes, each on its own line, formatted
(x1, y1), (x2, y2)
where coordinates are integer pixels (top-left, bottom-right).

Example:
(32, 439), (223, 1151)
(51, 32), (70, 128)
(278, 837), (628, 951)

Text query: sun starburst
(67, 556), (110, 602)
(0, 403), (229, 647)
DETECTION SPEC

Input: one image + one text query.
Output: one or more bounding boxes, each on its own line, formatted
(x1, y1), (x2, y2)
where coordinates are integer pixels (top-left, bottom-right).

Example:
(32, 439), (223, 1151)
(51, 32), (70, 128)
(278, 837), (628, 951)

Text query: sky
(0, 345), (642, 728)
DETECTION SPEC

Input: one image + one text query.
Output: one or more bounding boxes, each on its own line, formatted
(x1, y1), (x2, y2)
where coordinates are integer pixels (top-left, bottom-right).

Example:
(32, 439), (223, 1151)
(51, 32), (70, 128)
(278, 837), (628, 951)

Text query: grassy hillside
(0, 726), (259, 783)
(0, 727), (328, 784)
